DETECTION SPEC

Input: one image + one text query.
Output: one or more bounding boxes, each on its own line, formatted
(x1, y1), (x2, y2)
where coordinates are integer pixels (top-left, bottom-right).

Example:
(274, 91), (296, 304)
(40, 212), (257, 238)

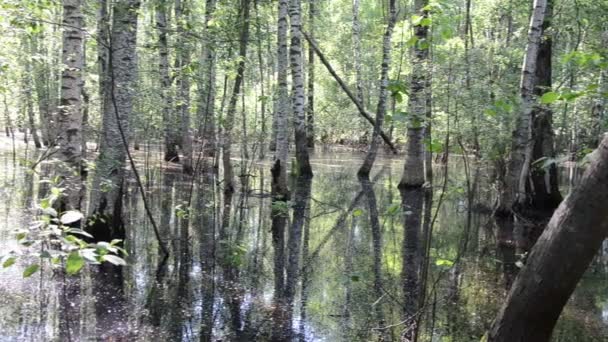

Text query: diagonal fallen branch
(301, 29), (398, 154)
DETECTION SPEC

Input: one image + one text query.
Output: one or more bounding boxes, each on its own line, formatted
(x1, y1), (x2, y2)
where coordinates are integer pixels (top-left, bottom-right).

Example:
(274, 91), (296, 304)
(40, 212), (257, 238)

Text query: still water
(0, 141), (607, 341)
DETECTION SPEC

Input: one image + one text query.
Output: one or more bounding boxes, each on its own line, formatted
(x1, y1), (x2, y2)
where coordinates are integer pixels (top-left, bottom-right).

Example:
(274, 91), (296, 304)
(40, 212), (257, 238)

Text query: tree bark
(358, 0), (396, 176)
(489, 134), (608, 342)
(57, 0), (84, 211)
(306, 0), (316, 149)
(88, 0), (140, 238)
(176, 0), (193, 174)
(503, 0), (547, 215)
(399, 1), (429, 339)
(514, 0), (562, 253)
(289, 0), (313, 177)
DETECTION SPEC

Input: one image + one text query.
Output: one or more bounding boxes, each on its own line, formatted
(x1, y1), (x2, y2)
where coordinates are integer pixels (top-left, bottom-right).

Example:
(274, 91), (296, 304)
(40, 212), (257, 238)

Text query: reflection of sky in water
(0, 139), (607, 341)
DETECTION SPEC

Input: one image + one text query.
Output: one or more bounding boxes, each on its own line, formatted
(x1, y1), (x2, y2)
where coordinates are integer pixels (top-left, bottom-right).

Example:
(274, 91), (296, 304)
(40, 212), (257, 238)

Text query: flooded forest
(1, 0), (608, 341)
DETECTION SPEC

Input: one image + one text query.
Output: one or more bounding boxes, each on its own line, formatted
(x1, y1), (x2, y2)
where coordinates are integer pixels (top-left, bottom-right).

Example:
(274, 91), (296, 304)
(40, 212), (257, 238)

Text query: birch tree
(289, 0), (312, 177)
(56, 0), (84, 211)
(502, 0), (548, 216)
(358, 0), (396, 176)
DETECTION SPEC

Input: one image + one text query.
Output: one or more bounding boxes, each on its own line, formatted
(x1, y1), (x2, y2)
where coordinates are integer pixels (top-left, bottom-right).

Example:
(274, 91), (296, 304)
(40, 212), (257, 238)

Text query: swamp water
(0, 142), (607, 341)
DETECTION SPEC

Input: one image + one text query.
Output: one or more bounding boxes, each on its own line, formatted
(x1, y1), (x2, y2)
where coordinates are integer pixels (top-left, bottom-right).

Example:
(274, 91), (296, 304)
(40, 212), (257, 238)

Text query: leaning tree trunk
(398, 0), (429, 340)
(156, 0), (179, 163)
(489, 134), (608, 342)
(57, 0), (84, 211)
(289, 0), (313, 177)
(358, 0), (396, 176)
(197, 0), (218, 158)
(502, 0), (547, 216)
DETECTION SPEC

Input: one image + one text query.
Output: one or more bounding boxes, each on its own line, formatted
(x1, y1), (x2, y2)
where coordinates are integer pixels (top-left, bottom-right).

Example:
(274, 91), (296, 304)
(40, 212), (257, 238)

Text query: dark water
(0, 141), (607, 341)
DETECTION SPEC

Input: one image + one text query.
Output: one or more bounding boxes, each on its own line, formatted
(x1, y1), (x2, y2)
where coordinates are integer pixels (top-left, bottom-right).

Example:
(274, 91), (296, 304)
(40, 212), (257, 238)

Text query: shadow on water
(0, 146), (607, 341)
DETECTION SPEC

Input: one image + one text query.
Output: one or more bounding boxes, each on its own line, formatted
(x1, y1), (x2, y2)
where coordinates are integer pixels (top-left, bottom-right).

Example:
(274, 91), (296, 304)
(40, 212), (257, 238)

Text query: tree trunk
(176, 0), (193, 174)
(156, 0), (179, 163)
(221, 0), (251, 241)
(23, 40), (41, 149)
(503, 0), (547, 215)
(358, 0), (396, 176)
(489, 134), (608, 342)
(302, 31), (398, 153)
(514, 0), (562, 253)
(399, 1), (429, 339)
(87, 0), (140, 338)
(352, 0), (364, 106)
(57, 0), (84, 211)
(88, 0), (140, 241)
(197, 0), (218, 158)
(306, 0), (316, 149)
(270, 1), (292, 339)
(289, 0), (313, 177)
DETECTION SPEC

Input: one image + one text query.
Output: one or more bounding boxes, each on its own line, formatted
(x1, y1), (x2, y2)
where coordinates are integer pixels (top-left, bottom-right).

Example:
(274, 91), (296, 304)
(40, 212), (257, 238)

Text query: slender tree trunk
(358, 0), (396, 176)
(352, 0), (364, 106)
(489, 135), (608, 342)
(23, 41), (41, 149)
(57, 0), (84, 211)
(176, 0), (193, 174)
(156, 0), (180, 162)
(306, 0), (316, 149)
(289, 0), (313, 177)
(97, 0), (109, 142)
(221, 0), (251, 241)
(270, 1), (292, 339)
(255, 0), (267, 159)
(31, 25), (53, 146)
(302, 31), (398, 153)
(197, 0), (218, 158)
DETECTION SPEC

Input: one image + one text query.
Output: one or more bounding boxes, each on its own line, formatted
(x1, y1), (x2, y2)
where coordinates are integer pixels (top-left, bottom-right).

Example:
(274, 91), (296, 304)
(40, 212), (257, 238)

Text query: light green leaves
(540, 91), (559, 104)
(23, 264), (40, 278)
(2, 256), (16, 268)
(352, 208), (364, 217)
(435, 259), (454, 267)
(66, 252), (85, 275)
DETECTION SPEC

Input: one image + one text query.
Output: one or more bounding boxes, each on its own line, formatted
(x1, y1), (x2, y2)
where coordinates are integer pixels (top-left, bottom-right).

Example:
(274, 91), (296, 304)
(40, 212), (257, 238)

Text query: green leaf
(435, 259), (454, 267)
(23, 264), (40, 278)
(3, 256), (16, 268)
(60, 210), (84, 225)
(102, 254), (127, 266)
(66, 251), (85, 275)
(540, 91), (559, 104)
(406, 36), (418, 47)
(353, 208), (364, 217)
